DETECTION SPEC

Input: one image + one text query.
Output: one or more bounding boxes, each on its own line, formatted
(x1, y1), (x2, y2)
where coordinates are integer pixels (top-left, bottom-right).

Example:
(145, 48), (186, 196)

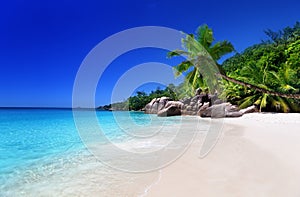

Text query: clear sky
(1, 0), (299, 107)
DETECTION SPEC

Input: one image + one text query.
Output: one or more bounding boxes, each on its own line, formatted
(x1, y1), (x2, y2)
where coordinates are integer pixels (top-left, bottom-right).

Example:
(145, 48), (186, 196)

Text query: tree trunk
(218, 73), (300, 99)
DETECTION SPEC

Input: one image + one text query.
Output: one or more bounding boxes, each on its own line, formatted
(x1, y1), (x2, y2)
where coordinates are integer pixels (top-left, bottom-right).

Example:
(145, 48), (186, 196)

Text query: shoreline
(2, 112), (300, 196)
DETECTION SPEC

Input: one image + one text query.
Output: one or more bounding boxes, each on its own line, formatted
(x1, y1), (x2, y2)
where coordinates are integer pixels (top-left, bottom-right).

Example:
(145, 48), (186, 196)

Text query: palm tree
(169, 24), (300, 102)
(168, 24), (234, 93)
(224, 61), (299, 112)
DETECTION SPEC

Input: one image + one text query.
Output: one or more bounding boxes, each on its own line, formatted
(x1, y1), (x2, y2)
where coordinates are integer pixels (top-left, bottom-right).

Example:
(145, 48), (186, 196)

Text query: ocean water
(0, 109), (203, 196)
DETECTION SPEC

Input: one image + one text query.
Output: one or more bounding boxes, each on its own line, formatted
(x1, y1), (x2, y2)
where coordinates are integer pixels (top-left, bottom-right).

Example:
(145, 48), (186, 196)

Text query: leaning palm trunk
(169, 24), (300, 101)
(218, 73), (300, 99)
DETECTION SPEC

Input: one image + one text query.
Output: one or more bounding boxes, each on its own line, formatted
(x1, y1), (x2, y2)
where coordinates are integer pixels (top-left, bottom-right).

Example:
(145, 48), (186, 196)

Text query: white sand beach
(143, 113), (300, 197)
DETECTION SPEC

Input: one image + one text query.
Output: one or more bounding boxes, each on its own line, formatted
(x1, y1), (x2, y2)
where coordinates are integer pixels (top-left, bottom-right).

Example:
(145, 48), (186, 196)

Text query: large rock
(143, 94), (257, 117)
(157, 105), (182, 117)
(198, 103), (257, 118)
(181, 97), (191, 105)
(164, 101), (183, 109)
(191, 95), (201, 102)
(158, 97), (170, 111)
(197, 102), (212, 117)
(151, 101), (159, 113)
(144, 97), (184, 116)
(144, 98), (157, 113)
(146, 98), (155, 110)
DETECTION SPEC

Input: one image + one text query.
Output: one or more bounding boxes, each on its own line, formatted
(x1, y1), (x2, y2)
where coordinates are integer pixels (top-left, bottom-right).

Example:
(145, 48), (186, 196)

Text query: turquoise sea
(0, 109), (202, 196)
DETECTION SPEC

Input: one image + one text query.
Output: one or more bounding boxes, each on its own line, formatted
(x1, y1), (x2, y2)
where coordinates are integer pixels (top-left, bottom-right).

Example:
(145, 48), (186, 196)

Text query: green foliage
(168, 24), (234, 94)
(128, 91), (149, 111)
(173, 81), (195, 99)
(127, 85), (178, 110)
(222, 21), (300, 112)
(100, 85), (179, 111)
(263, 21), (300, 44)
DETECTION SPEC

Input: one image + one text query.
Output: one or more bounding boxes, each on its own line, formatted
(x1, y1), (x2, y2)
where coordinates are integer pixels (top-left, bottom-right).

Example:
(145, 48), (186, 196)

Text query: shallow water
(0, 109), (204, 196)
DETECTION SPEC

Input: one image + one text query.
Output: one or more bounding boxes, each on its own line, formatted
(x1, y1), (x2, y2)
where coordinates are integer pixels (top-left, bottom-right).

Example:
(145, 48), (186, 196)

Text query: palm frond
(260, 93), (268, 109)
(239, 94), (260, 109)
(276, 97), (290, 112)
(167, 50), (190, 58)
(208, 41), (235, 60)
(196, 24), (214, 49)
(173, 61), (193, 77)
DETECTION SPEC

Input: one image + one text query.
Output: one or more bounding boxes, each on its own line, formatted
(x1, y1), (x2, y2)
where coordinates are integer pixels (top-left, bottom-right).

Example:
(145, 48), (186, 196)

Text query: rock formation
(144, 91), (257, 118)
(198, 103), (257, 118)
(144, 97), (172, 114)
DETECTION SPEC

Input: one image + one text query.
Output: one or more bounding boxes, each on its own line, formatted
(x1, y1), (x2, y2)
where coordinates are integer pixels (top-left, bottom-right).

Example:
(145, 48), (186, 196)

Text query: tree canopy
(167, 24), (234, 93)
(222, 21), (300, 112)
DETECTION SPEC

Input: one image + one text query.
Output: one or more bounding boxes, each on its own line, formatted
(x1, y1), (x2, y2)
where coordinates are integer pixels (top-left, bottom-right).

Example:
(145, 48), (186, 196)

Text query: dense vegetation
(127, 85), (177, 110)
(98, 85), (177, 111)
(168, 22), (300, 112)
(99, 22), (300, 113)
(221, 22), (300, 112)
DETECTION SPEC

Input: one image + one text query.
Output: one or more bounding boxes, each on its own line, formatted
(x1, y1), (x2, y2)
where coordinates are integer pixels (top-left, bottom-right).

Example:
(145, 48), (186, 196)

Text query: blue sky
(1, 0), (299, 107)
